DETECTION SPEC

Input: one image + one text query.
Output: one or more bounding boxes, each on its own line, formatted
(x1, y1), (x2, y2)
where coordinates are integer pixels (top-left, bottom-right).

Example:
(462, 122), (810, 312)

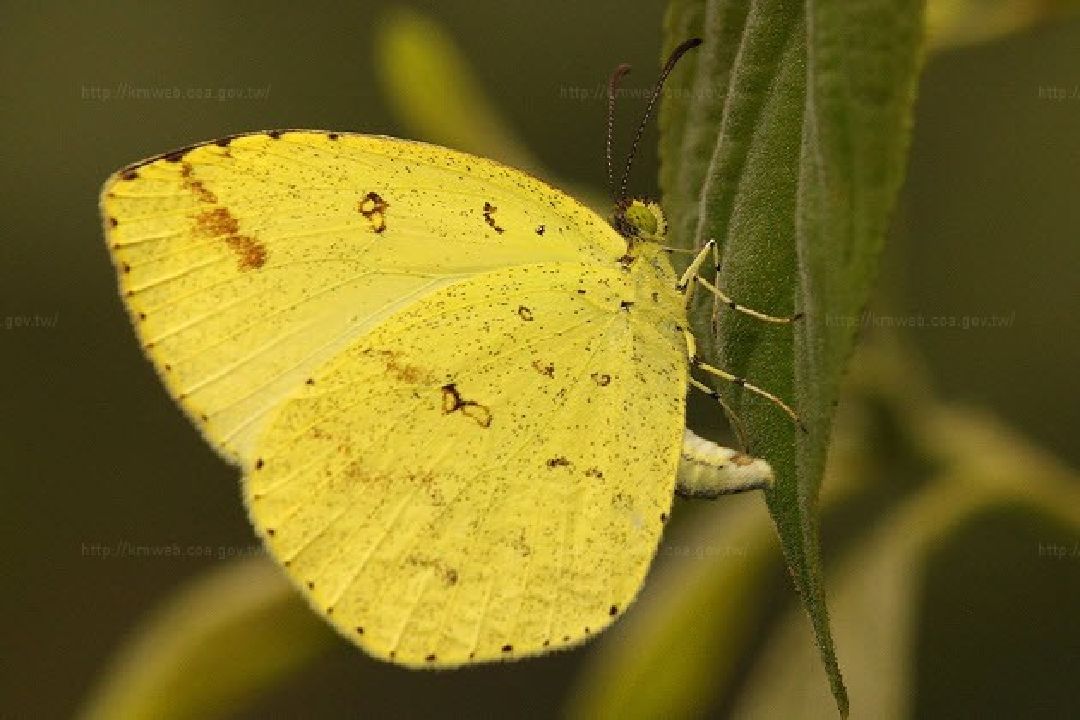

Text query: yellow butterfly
(100, 39), (798, 666)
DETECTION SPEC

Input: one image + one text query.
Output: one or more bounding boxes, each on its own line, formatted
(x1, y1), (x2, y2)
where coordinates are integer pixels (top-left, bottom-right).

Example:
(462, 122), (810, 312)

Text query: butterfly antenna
(617, 37), (702, 202)
(607, 63), (632, 202)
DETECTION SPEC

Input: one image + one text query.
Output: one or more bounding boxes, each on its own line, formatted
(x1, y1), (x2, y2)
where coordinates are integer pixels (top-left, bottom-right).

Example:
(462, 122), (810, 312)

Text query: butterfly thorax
(612, 199), (686, 323)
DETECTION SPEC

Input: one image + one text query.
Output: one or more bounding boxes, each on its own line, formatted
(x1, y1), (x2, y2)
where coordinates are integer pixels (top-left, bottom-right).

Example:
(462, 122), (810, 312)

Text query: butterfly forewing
(101, 131), (624, 462)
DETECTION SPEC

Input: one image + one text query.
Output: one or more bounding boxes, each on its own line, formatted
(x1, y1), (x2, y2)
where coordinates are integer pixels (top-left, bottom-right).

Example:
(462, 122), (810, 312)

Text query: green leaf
(660, 1), (924, 715)
(78, 559), (334, 720)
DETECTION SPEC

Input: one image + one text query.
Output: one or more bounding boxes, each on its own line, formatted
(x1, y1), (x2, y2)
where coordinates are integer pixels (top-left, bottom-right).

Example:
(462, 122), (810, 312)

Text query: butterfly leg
(676, 243), (806, 433)
(693, 358), (807, 433)
(677, 238), (801, 323)
(660, 246), (697, 255)
(676, 240), (715, 311)
(694, 275), (802, 324)
(680, 326), (806, 439)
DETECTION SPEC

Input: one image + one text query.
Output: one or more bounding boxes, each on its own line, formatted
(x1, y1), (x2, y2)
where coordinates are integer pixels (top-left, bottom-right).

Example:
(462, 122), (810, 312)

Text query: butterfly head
(613, 198), (668, 246)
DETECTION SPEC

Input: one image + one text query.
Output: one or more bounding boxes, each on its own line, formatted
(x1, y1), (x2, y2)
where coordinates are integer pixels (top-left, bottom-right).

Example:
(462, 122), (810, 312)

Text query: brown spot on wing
(440, 383), (492, 428)
(405, 555), (460, 586)
(180, 163), (218, 204)
(531, 359), (555, 378)
(406, 469), (444, 505)
(361, 348), (432, 384)
(358, 191), (389, 233)
(163, 148), (189, 163)
(195, 207), (268, 270)
(510, 530), (531, 557)
(197, 207), (238, 235)
(459, 404), (492, 427)
(482, 201), (505, 234)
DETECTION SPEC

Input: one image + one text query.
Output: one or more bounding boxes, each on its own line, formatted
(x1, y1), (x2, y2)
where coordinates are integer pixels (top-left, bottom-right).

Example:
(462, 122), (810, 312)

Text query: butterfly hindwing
(245, 263), (688, 665)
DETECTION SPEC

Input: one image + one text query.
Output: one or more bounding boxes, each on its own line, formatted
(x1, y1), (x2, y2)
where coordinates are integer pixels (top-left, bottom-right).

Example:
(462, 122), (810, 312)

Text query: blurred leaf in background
(373, 7), (539, 174)
(79, 559), (332, 720)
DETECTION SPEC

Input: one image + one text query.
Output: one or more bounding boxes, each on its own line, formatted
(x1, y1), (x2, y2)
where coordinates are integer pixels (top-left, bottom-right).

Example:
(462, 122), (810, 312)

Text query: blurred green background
(2, 2), (1078, 717)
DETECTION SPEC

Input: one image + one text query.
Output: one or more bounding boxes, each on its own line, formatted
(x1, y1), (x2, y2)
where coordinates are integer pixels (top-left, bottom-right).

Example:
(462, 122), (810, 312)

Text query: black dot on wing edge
(501, 644), (513, 653)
